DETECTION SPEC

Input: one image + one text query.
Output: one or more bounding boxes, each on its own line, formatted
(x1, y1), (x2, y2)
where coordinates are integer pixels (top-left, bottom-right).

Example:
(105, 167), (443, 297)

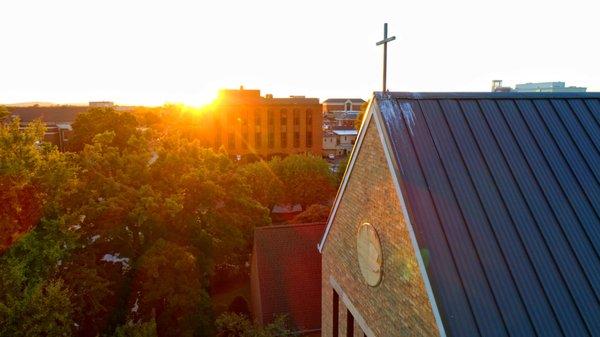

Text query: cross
(376, 23), (396, 92)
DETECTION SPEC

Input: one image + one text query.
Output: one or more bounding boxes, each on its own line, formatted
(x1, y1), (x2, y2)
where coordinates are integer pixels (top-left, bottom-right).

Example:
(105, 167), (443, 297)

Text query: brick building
(323, 98), (366, 129)
(202, 88), (322, 158)
(319, 92), (600, 336)
(8, 105), (88, 151)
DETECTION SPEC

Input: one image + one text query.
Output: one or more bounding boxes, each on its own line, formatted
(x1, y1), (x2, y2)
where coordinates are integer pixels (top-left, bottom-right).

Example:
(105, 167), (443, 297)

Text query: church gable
(321, 108), (440, 337)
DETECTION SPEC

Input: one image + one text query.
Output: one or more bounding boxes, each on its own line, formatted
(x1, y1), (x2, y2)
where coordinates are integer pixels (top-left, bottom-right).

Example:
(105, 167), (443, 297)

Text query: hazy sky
(1, 0), (599, 105)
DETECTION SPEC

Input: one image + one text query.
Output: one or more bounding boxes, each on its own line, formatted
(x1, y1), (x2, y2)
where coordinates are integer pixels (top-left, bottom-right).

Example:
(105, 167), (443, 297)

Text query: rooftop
(373, 91), (600, 336)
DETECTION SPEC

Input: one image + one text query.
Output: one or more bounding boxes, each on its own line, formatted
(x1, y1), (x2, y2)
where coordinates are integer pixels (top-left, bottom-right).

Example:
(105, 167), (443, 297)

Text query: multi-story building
(201, 87), (323, 158)
(322, 128), (358, 158)
(322, 98), (365, 129)
(514, 81), (587, 92)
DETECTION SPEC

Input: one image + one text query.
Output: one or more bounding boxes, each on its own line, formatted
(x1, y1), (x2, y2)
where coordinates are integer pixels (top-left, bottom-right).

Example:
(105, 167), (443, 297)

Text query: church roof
(251, 222), (325, 333)
(375, 92), (600, 336)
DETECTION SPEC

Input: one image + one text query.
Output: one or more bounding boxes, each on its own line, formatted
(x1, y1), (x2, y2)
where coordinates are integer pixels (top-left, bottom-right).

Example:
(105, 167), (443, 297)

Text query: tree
(69, 107), (139, 151)
(336, 155), (350, 184)
(216, 313), (291, 337)
(354, 102), (369, 130)
(129, 239), (214, 337)
(238, 161), (284, 210)
(290, 204), (330, 224)
(270, 155), (337, 209)
(0, 118), (75, 252)
(114, 319), (158, 337)
(0, 279), (74, 337)
(0, 105), (9, 121)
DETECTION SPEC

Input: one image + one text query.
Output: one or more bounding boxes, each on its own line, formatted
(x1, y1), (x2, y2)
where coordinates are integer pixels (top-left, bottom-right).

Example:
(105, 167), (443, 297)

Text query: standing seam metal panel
(377, 93), (600, 337)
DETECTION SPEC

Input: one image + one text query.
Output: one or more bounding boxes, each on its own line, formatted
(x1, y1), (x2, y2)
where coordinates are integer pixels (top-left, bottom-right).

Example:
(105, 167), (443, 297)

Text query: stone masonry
(321, 113), (440, 337)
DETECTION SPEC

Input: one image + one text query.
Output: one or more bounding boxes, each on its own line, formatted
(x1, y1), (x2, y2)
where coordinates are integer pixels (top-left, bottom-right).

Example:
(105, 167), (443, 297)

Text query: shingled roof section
(251, 222), (325, 334)
(377, 92), (600, 337)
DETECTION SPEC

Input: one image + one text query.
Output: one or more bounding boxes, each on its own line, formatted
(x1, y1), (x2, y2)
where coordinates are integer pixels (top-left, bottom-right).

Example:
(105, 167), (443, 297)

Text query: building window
(268, 109), (274, 126)
(294, 132), (300, 148)
(228, 133), (235, 149)
(242, 132), (248, 149)
(306, 109), (313, 127)
(268, 132), (274, 148)
(280, 109), (287, 148)
(306, 131), (312, 147)
(215, 123), (221, 147)
(346, 309), (354, 337)
(333, 290), (339, 337)
(255, 132), (261, 148)
(241, 111), (248, 126)
(255, 111), (261, 132)
(345, 101), (352, 111)
(281, 109), (287, 132)
(293, 109), (300, 126)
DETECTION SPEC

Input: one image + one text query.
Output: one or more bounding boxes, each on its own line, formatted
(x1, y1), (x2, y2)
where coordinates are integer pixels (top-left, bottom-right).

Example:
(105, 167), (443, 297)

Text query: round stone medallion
(356, 223), (383, 286)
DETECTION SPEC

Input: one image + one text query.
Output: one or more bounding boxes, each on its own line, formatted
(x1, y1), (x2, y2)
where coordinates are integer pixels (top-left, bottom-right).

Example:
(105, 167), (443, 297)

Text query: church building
(319, 92), (600, 336)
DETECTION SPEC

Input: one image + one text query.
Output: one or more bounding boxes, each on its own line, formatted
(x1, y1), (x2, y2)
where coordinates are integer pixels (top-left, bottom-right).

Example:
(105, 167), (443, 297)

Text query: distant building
(323, 98), (365, 114)
(323, 98), (366, 129)
(492, 80), (587, 93)
(514, 81), (587, 93)
(323, 127), (358, 158)
(201, 87), (323, 158)
(89, 101), (115, 108)
(251, 222), (324, 336)
(8, 105), (88, 151)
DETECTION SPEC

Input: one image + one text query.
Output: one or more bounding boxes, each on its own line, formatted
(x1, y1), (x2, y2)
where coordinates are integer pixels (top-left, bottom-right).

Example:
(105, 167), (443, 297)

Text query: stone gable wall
(321, 114), (439, 337)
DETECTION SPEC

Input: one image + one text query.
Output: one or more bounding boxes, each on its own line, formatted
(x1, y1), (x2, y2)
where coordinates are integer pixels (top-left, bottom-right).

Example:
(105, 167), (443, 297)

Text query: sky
(1, 0), (599, 106)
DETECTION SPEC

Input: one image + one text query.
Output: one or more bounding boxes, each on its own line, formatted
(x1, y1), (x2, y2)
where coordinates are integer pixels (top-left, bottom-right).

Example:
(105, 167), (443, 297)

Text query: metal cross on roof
(376, 23), (396, 92)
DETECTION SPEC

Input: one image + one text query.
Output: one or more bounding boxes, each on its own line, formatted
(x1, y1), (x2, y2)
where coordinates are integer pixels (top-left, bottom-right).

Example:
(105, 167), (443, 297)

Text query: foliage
(114, 319), (158, 337)
(270, 154), (337, 209)
(0, 118), (76, 252)
(0, 105), (333, 336)
(0, 105), (9, 120)
(290, 204), (330, 224)
(216, 313), (291, 337)
(130, 239), (213, 337)
(354, 102), (369, 130)
(336, 155), (350, 184)
(69, 107), (139, 151)
(0, 279), (74, 337)
(238, 161), (284, 210)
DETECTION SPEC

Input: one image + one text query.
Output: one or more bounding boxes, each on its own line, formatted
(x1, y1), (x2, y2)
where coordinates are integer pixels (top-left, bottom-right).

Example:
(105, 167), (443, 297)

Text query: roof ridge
(256, 222), (326, 231)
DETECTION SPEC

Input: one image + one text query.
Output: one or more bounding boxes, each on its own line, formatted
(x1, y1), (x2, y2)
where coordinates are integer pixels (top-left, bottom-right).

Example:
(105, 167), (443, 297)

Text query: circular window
(356, 223), (383, 286)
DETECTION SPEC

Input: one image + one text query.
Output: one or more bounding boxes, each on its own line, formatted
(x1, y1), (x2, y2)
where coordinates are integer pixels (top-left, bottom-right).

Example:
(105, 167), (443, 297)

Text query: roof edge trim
(374, 91), (600, 100)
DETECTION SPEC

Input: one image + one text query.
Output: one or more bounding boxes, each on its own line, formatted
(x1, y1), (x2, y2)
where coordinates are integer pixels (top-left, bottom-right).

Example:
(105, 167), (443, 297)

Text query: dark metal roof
(376, 92), (600, 337)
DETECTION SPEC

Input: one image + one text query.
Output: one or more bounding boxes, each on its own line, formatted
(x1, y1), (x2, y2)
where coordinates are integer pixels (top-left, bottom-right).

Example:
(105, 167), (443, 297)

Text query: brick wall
(321, 115), (440, 337)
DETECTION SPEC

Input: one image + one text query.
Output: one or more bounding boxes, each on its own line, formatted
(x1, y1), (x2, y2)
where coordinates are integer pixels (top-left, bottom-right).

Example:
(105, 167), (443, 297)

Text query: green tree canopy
(69, 107), (139, 151)
(270, 154), (337, 209)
